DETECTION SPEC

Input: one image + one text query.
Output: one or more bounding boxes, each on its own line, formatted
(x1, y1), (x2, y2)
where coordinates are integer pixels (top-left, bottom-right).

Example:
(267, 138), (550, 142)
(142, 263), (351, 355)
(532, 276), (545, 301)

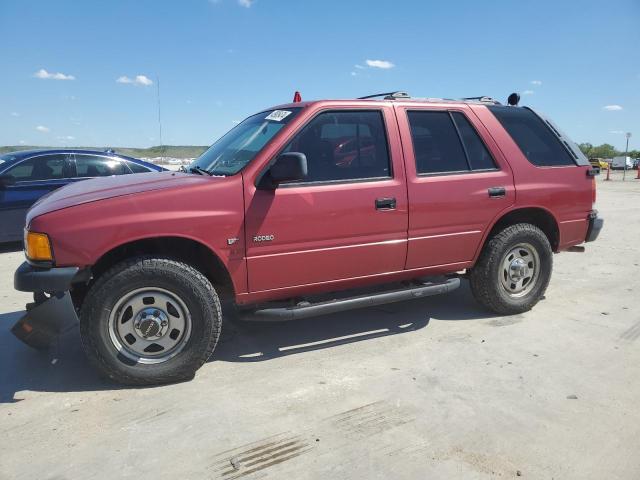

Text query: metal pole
(623, 132), (631, 181)
(157, 75), (163, 163)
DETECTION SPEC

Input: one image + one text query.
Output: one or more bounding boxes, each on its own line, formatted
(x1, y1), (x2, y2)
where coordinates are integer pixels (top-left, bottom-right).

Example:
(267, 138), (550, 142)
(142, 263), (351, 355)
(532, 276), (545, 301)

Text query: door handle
(488, 187), (506, 198)
(375, 197), (396, 210)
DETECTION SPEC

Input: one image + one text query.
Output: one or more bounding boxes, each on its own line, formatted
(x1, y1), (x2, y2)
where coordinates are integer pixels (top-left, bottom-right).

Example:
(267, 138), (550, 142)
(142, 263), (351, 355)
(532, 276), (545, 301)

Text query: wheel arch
(473, 207), (560, 263)
(80, 236), (236, 303)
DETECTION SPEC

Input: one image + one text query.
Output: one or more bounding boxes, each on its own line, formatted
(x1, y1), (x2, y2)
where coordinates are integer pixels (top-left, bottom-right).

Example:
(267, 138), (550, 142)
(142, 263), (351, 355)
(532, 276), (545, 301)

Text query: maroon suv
(12, 92), (603, 385)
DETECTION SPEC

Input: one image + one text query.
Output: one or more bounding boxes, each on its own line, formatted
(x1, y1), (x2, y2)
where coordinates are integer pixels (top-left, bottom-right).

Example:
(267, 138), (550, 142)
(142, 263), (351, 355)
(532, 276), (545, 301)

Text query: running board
(239, 277), (460, 322)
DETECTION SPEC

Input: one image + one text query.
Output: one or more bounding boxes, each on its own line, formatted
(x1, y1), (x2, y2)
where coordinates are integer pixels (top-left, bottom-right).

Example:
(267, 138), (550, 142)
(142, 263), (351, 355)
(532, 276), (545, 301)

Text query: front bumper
(586, 211), (604, 243)
(12, 262), (80, 349)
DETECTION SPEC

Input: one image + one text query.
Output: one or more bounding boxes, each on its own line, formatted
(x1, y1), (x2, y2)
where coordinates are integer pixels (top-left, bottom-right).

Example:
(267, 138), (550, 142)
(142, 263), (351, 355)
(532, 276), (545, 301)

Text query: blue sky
(0, 0), (638, 149)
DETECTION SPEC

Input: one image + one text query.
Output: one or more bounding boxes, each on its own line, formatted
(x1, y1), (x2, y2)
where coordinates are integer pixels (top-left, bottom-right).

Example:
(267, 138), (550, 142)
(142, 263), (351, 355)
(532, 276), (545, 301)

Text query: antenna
(156, 75), (164, 162)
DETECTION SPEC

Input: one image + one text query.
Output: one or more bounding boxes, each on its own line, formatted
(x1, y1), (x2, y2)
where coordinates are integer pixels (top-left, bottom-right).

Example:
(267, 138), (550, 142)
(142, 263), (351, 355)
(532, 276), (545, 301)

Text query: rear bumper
(12, 262), (80, 349)
(585, 211), (604, 243)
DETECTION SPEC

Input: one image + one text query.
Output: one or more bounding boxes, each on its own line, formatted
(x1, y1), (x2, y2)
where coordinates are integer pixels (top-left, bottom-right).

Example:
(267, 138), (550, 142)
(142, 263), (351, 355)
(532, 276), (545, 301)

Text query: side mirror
(0, 174), (15, 188)
(260, 152), (307, 189)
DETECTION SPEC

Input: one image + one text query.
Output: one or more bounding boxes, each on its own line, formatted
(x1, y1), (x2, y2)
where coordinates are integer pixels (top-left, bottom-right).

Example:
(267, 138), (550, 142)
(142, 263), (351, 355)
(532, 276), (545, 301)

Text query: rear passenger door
(396, 105), (515, 269)
(244, 108), (408, 292)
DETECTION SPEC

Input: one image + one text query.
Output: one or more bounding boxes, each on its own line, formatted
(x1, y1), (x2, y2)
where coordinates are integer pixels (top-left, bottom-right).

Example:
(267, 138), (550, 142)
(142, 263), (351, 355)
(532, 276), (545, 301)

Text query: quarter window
(283, 110), (391, 183)
(126, 161), (152, 173)
(488, 106), (575, 166)
(5, 154), (66, 181)
(451, 112), (496, 170)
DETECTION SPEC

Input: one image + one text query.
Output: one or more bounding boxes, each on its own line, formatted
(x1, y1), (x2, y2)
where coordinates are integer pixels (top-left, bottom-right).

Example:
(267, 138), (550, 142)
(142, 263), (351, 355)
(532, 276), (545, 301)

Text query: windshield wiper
(189, 166), (213, 176)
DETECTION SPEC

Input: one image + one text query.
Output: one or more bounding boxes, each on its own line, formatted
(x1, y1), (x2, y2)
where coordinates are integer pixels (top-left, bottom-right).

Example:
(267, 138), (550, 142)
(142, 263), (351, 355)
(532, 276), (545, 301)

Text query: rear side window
(407, 110), (496, 174)
(407, 111), (468, 174)
(451, 112), (496, 170)
(283, 110), (391, 183)
(488, 106), (575, 167)
(74, 155), (128, 177)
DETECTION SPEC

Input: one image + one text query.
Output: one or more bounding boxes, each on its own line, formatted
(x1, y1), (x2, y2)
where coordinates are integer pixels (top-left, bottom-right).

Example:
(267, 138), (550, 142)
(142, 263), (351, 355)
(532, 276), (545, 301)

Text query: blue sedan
(0, 149), (165, 242)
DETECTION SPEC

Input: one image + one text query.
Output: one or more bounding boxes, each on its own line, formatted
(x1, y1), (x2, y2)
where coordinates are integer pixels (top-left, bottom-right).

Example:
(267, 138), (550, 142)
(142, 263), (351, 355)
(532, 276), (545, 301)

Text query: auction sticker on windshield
(265, 110), (292, 122)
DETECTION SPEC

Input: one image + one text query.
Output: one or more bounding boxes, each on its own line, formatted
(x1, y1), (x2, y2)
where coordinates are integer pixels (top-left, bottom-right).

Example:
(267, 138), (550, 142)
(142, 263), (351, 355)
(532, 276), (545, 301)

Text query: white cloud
(19, 140), (26, 145)
(354, 64), (365, 69)
(603, 105), (623, 111)
(10, 112), (19, 117)
(34, 68), (75, 80)
(36, 125), (50, 133)
(57, 135), (75, 140)
(530, 80), (542, 86)
(609, 130), (624, 134)
(351, 71), (357, 76)
(116, 74), (153, 86)
(365, 59), (395, 69)
(238, 0), (254, 6)
(522, 90), (534, 95)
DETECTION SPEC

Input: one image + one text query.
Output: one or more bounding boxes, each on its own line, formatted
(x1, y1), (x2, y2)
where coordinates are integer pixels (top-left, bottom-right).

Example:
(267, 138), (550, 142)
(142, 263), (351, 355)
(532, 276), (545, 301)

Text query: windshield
(190, 108), (301, 176)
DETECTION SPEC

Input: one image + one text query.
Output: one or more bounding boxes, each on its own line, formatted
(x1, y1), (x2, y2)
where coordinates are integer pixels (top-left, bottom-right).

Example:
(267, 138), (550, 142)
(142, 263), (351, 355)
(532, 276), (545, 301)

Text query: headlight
(25, 231), (53, 262)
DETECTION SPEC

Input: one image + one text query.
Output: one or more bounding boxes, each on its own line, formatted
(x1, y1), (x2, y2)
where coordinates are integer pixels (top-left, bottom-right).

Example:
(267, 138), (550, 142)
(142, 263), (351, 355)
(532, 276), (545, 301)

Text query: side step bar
(239, 277), (460, 322)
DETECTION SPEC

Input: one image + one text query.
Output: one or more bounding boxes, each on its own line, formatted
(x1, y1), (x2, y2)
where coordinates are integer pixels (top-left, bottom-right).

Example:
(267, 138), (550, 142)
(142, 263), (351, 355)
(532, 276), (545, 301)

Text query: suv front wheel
(79, 256), (222, 385)
(470, 223), (553, 315)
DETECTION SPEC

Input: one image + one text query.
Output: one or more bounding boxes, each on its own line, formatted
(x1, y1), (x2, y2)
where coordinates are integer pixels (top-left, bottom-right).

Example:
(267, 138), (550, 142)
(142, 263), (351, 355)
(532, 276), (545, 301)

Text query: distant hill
(0, 145), (208, 159)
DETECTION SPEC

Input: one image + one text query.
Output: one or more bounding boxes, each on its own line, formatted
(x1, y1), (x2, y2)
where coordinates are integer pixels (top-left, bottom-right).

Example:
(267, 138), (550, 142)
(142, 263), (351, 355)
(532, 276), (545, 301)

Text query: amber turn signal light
(25, 231), (53, 262)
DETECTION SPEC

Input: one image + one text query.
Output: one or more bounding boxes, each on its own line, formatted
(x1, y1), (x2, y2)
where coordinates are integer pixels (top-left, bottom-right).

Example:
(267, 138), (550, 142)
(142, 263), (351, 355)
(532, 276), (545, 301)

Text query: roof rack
(461, 96), (501, 105)
(358, 91), (411, 100)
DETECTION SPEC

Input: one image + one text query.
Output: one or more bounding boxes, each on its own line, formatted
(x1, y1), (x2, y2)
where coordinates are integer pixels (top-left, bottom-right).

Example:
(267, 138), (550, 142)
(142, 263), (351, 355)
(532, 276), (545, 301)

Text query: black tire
(469, 223), (552, 315)
(79, 256), (221, 385)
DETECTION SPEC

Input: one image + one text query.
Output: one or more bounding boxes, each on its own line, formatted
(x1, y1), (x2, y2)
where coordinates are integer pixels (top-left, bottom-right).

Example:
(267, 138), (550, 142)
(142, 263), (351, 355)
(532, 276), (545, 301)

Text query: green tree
(578, 143), (593, 157)
(588, 143), (619, 159)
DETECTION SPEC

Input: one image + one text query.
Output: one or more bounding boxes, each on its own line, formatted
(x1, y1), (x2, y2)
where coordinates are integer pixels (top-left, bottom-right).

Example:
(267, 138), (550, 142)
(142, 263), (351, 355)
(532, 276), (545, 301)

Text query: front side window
(5, 154), (66, 181)
(191, 108), (301, 176)
(488, 106), (575, 167)
(283, 110), (391, 183)
(74, 155), (128, 177)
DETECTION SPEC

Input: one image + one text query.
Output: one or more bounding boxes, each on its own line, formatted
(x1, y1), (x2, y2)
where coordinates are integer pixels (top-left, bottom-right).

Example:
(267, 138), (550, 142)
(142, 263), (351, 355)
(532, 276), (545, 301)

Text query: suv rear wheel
(470, 223), (552, 315)
(79, 256), (221, 385)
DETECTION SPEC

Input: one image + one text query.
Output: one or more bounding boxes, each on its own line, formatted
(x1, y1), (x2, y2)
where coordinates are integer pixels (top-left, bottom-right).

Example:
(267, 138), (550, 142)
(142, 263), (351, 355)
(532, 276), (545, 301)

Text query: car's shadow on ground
(0, 282), (496, 403)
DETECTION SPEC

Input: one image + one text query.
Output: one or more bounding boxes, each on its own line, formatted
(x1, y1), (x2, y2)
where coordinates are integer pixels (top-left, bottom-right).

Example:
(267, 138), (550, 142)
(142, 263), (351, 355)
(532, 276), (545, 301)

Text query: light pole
(623, 132), (631, 181)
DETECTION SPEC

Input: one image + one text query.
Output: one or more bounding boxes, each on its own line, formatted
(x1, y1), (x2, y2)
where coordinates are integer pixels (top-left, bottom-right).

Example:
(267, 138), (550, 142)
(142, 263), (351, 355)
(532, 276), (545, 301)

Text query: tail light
(591, 174), (596, 205)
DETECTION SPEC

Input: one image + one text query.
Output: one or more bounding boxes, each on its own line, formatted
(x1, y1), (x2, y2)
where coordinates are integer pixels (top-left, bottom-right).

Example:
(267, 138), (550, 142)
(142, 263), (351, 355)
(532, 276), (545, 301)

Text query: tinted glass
(407, 111), (468, 174)
(488, 106), (575, 166)
(284, 110), (390, 183)
(5, 154), (66, 181)
(75, 155), (128, 176)
(127, 161), (151, 173)
(191, 108), (301, 176)
(451, 112), (496, 170)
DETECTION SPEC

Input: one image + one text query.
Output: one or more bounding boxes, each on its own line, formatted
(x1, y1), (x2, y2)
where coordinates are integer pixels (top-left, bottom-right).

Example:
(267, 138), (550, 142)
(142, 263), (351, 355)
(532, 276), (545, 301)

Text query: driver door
(244, 107), (408, 293)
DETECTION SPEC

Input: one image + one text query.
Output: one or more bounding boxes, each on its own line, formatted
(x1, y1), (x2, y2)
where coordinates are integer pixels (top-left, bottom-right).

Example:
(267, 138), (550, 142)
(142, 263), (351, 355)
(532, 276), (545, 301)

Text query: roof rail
(358, 91), (410, 100)
(461, 96), (501, 105)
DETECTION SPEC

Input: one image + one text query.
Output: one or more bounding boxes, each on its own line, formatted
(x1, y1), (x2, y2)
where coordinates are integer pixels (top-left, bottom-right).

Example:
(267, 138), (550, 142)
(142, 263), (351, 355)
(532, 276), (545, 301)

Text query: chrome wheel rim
(500, 243), (540, 298)
(108, 287), (192, 364)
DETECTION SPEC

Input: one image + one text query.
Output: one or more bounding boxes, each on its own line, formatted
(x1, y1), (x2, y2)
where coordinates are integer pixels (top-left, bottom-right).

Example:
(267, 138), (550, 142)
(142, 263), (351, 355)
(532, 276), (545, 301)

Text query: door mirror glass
(261, 152), (308, 188)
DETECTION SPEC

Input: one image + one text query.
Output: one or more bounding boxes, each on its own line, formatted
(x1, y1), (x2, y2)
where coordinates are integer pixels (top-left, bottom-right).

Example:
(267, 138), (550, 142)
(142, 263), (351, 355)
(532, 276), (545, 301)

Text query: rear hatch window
(488, 106), (588, 167)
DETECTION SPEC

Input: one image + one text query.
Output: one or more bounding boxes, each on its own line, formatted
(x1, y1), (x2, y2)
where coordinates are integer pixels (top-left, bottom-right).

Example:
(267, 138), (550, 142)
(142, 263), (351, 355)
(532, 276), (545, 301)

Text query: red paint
(26, 99), (596, 306)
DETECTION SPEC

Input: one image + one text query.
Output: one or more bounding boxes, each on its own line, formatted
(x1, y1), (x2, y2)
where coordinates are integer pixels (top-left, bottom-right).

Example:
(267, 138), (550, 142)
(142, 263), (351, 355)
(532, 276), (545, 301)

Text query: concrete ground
(1, 171), (639, 479)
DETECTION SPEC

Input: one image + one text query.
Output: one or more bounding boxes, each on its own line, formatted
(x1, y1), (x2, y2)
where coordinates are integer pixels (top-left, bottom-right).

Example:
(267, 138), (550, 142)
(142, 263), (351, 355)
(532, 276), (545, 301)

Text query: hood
(28, 171), (216, 222)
